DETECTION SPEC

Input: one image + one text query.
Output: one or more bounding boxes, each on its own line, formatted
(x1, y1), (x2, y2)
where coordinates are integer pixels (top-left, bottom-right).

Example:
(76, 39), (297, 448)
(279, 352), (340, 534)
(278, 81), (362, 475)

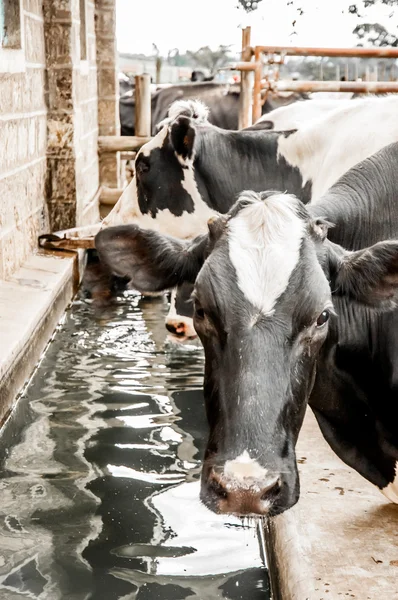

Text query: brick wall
(0, 2), (48, 279)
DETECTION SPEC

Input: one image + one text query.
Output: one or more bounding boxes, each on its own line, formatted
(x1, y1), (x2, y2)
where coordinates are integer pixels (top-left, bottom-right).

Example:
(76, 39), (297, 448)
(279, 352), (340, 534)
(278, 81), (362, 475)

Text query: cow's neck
(308, 145), (398, 494)
(194, 129), (312, 214)
(309, 143), (398, 251)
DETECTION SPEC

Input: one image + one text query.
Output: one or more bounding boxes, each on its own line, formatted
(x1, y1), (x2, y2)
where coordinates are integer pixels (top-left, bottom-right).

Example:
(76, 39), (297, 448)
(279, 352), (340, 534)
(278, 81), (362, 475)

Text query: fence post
(239, 27), (253, 129)
(135, 73), (151, 137)
(252, 46), (263, 124)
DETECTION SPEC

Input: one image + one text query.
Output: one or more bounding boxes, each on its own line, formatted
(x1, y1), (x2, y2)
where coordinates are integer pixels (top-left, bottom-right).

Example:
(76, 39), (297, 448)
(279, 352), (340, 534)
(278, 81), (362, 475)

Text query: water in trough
(0, 291), (271, 599)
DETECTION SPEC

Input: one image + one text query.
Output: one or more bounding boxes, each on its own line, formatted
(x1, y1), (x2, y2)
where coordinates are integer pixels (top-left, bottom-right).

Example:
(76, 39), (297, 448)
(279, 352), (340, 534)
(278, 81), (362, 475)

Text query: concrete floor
(270, 411), (398, 600)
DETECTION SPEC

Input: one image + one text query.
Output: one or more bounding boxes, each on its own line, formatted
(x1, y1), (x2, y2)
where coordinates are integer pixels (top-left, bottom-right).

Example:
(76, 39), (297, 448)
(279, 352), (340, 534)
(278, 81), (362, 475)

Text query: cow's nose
(165, 318), (197, 338)
(206, 470), (280, 516)
(165, 321), (187, 336)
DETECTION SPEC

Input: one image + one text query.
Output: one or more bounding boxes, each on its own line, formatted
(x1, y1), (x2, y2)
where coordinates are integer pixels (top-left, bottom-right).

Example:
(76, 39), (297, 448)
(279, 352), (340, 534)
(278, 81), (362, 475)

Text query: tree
(353, 22), (398, 45)
(152, 43), (162, 84)
(236, 0), (398, 48)
(236, 0), (264, 11)
(186, 45), (232, 76)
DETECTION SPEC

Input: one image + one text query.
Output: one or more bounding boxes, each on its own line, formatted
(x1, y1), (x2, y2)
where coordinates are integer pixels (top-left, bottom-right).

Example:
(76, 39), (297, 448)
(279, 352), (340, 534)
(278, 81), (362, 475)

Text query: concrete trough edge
(0, 251), (84, 425)
(262, 410), (398, 600)
(264, 513), (314, 600)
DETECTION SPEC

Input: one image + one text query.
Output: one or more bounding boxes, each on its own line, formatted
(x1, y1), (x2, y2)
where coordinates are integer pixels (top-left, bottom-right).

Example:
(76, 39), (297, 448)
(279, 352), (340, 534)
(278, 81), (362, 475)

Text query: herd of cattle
(88, 86), (398, 518)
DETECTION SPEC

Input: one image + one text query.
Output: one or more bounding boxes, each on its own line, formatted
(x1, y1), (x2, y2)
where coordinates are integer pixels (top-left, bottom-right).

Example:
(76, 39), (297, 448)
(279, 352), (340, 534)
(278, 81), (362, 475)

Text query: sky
(116, 0), (397, 56)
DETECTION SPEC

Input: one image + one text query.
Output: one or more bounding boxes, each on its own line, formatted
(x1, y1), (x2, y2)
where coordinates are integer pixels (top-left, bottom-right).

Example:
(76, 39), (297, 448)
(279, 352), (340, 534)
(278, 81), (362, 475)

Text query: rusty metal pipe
(269, 80), (398, 94)
(256, 45), (398, 58)
(220, 62), (258, 72)
(252, 48), (263, 123)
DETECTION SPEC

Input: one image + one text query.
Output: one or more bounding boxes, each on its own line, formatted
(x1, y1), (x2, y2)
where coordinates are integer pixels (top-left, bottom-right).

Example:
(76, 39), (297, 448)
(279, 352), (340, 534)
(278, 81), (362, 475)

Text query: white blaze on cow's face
(228, 192), (306, 317)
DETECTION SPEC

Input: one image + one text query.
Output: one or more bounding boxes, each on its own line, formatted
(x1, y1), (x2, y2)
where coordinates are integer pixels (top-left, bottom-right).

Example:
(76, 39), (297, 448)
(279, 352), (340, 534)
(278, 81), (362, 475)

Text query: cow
(252, 98), (352, 131)
(120, 81), (308, 135)
(95, 140), (398, 517)
(102, 95), (398, 338)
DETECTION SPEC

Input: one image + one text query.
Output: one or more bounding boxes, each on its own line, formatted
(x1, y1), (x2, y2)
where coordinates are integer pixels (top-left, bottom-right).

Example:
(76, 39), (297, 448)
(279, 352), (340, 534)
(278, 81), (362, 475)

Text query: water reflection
(0, 292), (270, 599)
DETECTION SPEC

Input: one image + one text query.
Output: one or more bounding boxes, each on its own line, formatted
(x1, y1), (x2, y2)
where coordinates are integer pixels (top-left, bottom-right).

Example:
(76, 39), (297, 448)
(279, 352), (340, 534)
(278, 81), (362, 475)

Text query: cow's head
(111, 99), (218, 241)
(95, 191), (398, 516)
(165, 285), (196, 340)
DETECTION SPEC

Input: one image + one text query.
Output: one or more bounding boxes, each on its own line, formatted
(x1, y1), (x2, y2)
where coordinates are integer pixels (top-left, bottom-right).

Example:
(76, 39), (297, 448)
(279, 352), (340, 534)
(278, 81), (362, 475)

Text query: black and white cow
(96, 141), (398, 516)
(102, 95), (398, 337)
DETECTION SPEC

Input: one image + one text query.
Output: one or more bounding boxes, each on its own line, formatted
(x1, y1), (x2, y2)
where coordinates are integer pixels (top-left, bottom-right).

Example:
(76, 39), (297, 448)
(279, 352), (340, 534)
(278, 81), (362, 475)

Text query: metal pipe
(270, 80), (398, 93)
(255, 45), (398, 58)
(221, 61), (258, 72)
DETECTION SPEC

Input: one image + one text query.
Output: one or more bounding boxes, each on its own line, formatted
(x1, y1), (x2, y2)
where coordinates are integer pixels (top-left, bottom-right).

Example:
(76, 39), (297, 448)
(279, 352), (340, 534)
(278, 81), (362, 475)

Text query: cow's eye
(194, 304), (205, 320)
(136, 161), (149, 176)
(316, 310), (330, 328)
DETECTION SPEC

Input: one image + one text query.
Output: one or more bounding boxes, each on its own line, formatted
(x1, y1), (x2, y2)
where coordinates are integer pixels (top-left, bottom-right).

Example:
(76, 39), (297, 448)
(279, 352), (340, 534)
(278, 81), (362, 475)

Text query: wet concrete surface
(0, 291), (270, 599)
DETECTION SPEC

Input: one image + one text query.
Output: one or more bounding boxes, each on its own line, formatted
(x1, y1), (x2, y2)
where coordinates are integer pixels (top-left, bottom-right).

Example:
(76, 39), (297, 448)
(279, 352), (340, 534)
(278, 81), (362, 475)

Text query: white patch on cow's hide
(103, 123), (217, 239)
(157, 99), (210, 130)
(277, 96), (398, 201)
(381, 462), (398, 504)
(228, 191), (305, 316)
(256, 99), (351, 131)
(165, 289), (196, 338)
(102, 173), (217, 240)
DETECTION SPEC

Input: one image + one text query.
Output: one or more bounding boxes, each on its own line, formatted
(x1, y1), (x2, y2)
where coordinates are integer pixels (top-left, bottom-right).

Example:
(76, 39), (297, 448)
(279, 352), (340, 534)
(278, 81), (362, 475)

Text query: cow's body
(96, 141), (398, 515)
(110, 95), (398, 233)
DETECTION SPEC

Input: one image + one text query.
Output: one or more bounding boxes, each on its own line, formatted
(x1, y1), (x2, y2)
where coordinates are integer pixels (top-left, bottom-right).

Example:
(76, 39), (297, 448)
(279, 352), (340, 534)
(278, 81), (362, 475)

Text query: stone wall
(0, 0), (119, 279)
(44, 0), (100, 232)
(0, 1), (48, 280)
(95, 0), (120, 191)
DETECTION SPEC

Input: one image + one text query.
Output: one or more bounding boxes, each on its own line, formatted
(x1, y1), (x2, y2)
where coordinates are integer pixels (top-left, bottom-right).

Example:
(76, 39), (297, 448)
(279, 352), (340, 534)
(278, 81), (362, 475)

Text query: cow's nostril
(208, 477), (228, 499)
(165, 322), (177, 334)
(260, 477), (281, 501)
(165, 322), (186, 337)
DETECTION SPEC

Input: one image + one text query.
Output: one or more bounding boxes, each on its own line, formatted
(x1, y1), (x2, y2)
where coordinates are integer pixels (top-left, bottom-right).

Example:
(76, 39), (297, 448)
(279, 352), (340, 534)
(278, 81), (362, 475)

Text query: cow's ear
(332, 240), (398, 309)
(207, 215), (228, 245)
(170, 116), (195, 160)
(95, 225), (207, 293)
(243, 120), (273, 131)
